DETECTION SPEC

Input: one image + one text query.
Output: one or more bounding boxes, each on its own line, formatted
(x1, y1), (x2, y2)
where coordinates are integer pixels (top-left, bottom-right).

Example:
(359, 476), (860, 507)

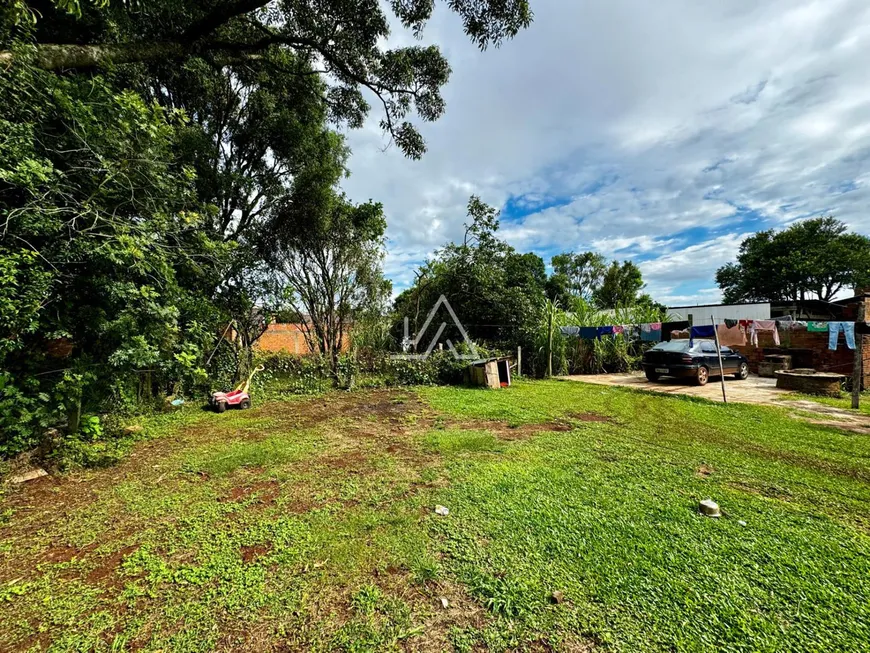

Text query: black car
(641, 339), (750, 386)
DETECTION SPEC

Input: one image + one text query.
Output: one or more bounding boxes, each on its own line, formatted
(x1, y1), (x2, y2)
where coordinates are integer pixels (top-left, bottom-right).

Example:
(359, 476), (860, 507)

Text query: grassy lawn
(1, 381), (868, 651)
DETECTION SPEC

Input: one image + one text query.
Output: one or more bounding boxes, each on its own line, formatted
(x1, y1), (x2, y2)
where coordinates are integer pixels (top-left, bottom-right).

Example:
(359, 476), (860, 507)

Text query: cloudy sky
(341, 0), (870, 306)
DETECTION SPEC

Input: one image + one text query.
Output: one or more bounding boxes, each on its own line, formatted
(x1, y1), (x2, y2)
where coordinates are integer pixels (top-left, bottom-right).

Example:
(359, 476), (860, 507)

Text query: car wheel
(644, 370), (660, 382)
(734, 362), (749, 380)
(214, 401), (227, 413)
(695, 366), (709, 386)
(239, 399), (251, 410)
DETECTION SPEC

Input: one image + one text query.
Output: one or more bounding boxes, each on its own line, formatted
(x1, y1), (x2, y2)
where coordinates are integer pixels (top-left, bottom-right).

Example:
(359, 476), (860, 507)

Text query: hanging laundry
(856, 322), (870, 335)
(661, 321), (690, 341)
(597, 326), (614, 339)
(724, 318), (739, 329)
(669, 329), (690, 340)
(828, 322), (856, 350)
(785, 321), (808, 330)
(579, 327), (598, 340)
(640, 322), (662, 342)
(689, 325), (716, 345)
(807, 321), (828, 333)
(750, 320), (780, 347)
(739, 319), (753, 329)
(559, 326), (580, 337)
(612, 325), (625, 335)
(717, 322), (746, 347)
(625, 325), (641, 341)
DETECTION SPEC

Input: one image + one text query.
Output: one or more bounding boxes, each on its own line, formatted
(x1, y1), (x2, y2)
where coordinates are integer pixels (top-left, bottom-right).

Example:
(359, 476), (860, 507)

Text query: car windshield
(650, 341), (691, 352)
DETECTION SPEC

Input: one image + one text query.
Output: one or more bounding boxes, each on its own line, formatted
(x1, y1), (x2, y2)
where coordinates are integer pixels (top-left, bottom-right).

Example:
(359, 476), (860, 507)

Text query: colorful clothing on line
(717, 323), (746, 347)
(750, 320), (780, 347)
(612, 325), (625, 335)
(640, 322), (662, 342)
(724, 319), (739, 329)
(597, 326), (613, 339)
(661, 321), (690, 341)
(559, 326), (580, 337)
(828, 322), (856, 350)
(579, 327), (598, 340)
(807, 321), (828, 333)
(739, 319), (753, 329)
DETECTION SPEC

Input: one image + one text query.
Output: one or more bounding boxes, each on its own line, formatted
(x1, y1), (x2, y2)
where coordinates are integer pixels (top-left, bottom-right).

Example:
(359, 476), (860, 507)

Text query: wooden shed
(465, 357), (512, 389)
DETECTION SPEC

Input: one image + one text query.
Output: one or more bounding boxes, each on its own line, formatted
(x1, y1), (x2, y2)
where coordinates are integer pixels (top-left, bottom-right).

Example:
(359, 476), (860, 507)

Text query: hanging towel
(724, 319), (739, 328)
(828, 322), (856, 350)
(856, 322), (870, 335)
(559, 326), (580, 337)
(625, 325), (641, 341)
(612, 325), (625, 335)
(717, 322), (746, 347)
(750, 320), (780, 347)
(807, 321), (829, 333)
(689, 325), (716, 345)
(579, 327), (598, 340)
(739, 319), (754, 329)
(640, 322), (662, 342)
(597, 326), (614, 339)
(661, 321), (690, 341)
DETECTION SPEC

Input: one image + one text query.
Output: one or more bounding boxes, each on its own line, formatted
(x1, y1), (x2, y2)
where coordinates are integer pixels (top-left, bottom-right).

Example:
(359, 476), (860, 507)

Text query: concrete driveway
(560, 371), (788, 405)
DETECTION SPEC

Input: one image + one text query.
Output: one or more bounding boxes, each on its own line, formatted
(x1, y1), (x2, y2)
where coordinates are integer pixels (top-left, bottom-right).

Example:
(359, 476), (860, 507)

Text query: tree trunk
(0, 42), (187, 71)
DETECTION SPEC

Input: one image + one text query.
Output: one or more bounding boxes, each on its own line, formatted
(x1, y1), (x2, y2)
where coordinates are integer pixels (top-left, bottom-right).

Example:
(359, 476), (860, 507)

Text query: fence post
(517, 346), (522, 378)
(712, 315), (727, 404)
(853, 300), (865, 409)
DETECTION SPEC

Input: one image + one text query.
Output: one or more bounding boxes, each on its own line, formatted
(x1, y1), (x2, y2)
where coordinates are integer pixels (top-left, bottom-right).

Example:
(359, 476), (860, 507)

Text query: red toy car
(210, 365), (264, 413)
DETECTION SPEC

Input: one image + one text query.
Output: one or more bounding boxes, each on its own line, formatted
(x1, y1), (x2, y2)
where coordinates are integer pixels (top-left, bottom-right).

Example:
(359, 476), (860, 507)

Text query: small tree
(267, 194), (390, 373)
(593, 261), (645, 308)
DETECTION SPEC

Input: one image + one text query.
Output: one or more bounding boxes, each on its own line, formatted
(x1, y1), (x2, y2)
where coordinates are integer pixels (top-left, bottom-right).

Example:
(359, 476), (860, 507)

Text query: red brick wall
(255, 323), (351, 354)
(729, 327), (869, 385)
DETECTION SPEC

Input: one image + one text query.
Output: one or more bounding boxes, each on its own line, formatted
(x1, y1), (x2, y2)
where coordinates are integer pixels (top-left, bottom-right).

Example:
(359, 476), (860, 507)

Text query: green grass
(1, 381), (868, 651)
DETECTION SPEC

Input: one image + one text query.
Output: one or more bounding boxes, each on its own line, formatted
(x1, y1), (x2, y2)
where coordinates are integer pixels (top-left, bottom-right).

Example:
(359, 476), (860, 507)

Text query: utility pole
(852, 299), (865, 409)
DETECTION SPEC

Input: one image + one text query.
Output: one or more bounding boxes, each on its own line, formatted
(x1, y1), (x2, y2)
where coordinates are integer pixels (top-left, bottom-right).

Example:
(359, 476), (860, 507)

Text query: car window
(699, 342), (717, 353)
(651, 341), (690, 352)
(720, 346), (733, 354)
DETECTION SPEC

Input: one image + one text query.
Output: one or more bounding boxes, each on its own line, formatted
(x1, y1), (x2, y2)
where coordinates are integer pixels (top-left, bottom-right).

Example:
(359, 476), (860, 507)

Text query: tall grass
(529, 301), (671, 376)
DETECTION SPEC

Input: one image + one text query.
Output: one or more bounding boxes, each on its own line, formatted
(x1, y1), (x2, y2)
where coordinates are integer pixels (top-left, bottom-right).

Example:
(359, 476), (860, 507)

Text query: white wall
(667, 303), (771, 324)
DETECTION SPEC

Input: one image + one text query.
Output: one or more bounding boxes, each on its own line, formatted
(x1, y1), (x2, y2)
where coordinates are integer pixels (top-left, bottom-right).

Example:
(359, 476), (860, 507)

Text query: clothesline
(560, 318), (869, 351)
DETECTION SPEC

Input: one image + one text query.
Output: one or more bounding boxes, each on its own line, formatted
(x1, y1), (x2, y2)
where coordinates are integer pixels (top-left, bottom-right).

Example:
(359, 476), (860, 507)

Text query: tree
(2, 0), (532, 160)
(266, 192), (390, 372)
(716, 217), (870, 303)
(551, 251), (607, 300)
(593, 261), (645, 308)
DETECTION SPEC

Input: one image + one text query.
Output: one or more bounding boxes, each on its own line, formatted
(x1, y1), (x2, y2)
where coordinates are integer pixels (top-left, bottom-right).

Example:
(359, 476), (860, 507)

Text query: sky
(340, 0), (870, 306)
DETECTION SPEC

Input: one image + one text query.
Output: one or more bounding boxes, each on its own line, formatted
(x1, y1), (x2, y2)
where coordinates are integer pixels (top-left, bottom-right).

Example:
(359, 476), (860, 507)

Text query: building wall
(255, 323), (352, 354)
(668, 303), (771, 324)
(730, 328), (868, 387)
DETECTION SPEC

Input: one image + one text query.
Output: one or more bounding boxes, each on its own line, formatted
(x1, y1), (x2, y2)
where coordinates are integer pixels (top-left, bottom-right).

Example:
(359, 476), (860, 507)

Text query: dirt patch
(240, 544), (271, 564)
(727, 480), (793, 501)
(316, 451), (371, 472)
(444, 418), (581, 440)
(222, 480), (280, 505)
(38, 541), (99, 565)
(696, 464), (714, 479)
(566, 411), (611, 423)
(86, 544), (140, 588)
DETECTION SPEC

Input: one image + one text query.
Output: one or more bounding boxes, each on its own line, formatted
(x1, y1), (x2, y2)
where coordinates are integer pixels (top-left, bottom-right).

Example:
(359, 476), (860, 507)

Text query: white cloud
(340, 0), (870, 300)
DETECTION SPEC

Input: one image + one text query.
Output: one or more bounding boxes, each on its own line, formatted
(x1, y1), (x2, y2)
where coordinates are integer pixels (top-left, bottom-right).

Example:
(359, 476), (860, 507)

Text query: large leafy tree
(550, 251), (607, 301)
(2, 0), (532, 159)
(593, 260), (645, 309)
(716, 217), (870, 303)
(395, 196), (547, 348)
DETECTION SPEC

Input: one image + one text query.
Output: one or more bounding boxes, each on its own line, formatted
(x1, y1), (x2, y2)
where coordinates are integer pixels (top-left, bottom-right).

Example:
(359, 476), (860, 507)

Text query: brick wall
(255, 323), (351, 354)
(730, 327), (869, 386)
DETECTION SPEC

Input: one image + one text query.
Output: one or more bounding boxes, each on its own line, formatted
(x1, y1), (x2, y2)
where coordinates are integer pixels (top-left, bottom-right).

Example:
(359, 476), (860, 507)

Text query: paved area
(561, 372), (788, 405)
(562, 371), (870, 433)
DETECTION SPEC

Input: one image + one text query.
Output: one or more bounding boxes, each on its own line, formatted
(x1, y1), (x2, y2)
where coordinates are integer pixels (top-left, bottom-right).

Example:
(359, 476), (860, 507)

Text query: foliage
(265, 191), (390, 373)
(593, 260), (646, 309)
(3, 0), (532, 159)
(0, 51), (229, 455)
(550, 251), (607, 303)
(716, 216), (870, 303)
